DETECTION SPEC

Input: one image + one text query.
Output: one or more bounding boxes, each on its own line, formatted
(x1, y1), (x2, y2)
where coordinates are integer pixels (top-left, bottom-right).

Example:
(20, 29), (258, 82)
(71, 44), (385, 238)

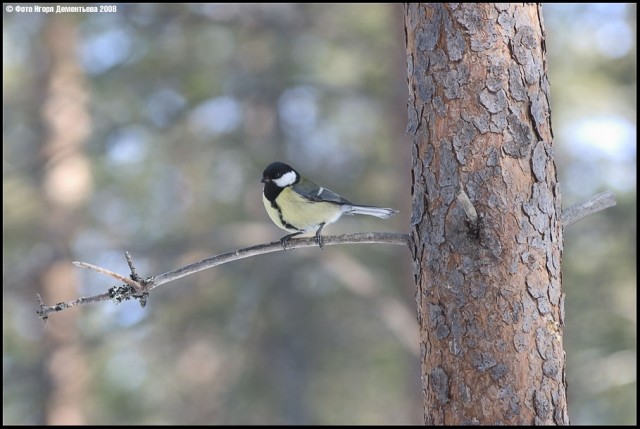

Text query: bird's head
(261, 162), (299, 188)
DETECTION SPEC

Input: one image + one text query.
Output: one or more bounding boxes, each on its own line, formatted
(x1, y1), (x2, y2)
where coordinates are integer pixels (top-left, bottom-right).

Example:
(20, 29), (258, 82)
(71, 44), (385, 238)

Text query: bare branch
(37, 291), (113, 320)
(36, 186), (616, 322)
(72, 261), (143, 292)
(151, 232), (410, 289)
(562, 191), (617, 229)
(36, 232), (410, 319)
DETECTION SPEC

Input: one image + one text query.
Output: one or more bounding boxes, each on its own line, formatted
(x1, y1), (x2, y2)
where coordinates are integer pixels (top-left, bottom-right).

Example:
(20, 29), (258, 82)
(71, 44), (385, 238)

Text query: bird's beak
(260, 177), (268, 183)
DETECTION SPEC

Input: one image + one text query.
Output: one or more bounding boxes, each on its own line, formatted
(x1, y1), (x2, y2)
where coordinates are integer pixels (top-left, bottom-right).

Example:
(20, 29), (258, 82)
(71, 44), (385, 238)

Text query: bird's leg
(280, 231), (303, 250)
(314, 223), (326, 250)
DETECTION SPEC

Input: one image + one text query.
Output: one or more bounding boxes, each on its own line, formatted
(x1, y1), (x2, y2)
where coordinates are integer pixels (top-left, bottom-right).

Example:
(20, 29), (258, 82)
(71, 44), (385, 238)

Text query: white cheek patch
(274, 171), (297, 187)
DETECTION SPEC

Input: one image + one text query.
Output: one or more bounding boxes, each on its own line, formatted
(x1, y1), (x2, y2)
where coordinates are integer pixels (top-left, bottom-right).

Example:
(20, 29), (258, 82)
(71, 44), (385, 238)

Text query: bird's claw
(280, 232), (301, 251)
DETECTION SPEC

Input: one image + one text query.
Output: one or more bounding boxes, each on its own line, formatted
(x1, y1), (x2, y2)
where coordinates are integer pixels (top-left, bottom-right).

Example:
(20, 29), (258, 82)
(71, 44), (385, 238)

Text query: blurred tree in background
(544, 4), (636, 425)
(3, 3), (635, 425)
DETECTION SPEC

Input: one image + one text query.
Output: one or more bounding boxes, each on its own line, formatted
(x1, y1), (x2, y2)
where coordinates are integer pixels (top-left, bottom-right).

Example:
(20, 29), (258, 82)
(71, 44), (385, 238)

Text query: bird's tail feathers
(347, 205), (398, 219)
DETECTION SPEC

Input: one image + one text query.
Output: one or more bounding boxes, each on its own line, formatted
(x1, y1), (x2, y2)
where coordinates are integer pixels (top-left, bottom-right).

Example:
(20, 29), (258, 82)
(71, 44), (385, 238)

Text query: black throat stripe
(271, 199), (301, 231)
(264, 181), (302, 231)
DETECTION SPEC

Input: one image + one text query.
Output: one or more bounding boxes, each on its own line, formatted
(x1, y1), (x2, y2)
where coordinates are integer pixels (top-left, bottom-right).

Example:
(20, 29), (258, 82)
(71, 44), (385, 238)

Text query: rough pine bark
(404, 4), (568, 425)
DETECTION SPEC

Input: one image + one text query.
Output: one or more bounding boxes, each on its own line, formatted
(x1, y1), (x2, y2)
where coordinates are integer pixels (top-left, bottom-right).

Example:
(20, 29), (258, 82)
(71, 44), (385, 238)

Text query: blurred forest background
(3, 3), (636, 425)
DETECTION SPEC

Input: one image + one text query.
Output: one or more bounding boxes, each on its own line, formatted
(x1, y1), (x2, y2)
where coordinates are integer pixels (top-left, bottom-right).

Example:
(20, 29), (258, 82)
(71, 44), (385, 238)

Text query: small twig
(124, 251), (149, 307)
(125, 251), (143, 283)
(72, 261), (143, 292)
(36, 294), (49, 326)
(562, 191), (617, 229)
(36, 232), (410, 319)
(37, 291), (113, 320)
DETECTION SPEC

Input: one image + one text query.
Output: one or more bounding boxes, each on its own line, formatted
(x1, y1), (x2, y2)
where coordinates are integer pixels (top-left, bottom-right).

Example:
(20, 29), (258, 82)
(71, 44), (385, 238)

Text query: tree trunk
(39, 16), (92, 425)
(404, 3), (568, 425)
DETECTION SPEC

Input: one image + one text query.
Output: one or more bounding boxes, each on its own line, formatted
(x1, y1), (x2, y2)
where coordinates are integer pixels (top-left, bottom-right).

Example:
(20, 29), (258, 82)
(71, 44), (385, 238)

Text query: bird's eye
(275, 173), (282, 178)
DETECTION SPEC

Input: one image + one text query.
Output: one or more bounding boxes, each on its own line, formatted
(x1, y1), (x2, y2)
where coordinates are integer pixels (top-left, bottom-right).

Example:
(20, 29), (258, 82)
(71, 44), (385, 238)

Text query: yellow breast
(263, 187), (344, 233)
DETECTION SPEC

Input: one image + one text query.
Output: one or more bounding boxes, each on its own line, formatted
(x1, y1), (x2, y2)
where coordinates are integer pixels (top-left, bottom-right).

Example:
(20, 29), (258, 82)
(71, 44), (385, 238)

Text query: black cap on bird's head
(261, 162), (299, 187)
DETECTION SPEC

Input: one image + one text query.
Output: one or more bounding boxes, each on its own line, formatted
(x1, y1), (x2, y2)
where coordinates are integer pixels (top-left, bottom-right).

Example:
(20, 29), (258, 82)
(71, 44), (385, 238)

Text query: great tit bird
(261, 161), (398, 248)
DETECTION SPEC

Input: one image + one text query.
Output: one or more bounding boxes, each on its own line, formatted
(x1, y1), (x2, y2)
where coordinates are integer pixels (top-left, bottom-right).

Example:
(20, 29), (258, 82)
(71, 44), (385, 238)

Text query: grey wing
(293, 177), (352, 205)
